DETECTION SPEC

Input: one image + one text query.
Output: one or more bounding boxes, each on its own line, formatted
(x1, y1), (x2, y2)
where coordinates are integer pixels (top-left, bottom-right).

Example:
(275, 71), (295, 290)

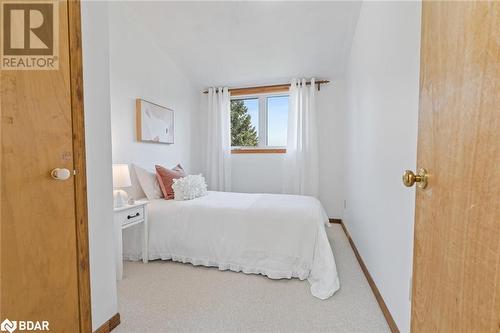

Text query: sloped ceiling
(111, 1), (361, 88)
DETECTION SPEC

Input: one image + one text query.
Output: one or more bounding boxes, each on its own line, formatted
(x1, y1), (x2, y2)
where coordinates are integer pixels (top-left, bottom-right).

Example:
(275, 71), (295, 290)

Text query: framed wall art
(136, 98), (174, 144)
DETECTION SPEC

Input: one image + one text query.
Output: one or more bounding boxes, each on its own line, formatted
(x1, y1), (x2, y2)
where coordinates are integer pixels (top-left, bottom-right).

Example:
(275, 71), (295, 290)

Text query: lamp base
(113, 189), (129, 208)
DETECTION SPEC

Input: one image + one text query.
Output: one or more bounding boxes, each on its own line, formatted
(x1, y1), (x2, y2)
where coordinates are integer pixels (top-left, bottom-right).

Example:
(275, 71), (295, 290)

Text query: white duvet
(122, 191), (340, 299)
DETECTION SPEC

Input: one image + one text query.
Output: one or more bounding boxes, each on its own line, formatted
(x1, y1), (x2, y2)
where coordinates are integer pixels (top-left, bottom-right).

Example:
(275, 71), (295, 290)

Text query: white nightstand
(114, 200), (149, 280)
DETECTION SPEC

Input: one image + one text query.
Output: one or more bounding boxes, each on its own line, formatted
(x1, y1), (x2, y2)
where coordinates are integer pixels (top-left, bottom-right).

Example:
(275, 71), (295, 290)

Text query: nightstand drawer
(118, 206), (144, 227)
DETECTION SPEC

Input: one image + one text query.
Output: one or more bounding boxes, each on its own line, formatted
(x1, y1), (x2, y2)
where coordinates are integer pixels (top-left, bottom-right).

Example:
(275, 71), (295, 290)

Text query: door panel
(411, 1), (499, 332)
(1, 1), (81, 331)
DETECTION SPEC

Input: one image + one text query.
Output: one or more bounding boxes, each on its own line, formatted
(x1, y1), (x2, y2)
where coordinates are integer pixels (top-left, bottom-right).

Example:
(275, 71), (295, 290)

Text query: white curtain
(283, 78), (319, 197)
(205, 87), (232, 191)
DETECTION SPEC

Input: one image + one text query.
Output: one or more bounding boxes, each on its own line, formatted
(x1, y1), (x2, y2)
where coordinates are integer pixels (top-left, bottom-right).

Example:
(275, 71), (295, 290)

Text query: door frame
(67, 1), (92, 332)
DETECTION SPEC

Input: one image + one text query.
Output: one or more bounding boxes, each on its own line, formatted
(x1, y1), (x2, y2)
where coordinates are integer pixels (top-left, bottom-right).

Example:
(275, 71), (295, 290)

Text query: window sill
(231, 148), (286, 154)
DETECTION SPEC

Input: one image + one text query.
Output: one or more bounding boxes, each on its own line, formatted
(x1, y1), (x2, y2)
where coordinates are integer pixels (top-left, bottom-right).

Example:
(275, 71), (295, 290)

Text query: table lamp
(112, 164), (131, 208)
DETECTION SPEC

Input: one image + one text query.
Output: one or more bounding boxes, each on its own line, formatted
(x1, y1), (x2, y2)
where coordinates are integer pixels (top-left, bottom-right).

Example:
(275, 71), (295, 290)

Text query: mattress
(122, 191), (340, 299)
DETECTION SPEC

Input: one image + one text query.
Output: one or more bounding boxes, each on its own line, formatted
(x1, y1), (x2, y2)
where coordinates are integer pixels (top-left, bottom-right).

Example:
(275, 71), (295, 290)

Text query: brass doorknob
(402, 168), (428, 189)
(50, 168), (71, 181)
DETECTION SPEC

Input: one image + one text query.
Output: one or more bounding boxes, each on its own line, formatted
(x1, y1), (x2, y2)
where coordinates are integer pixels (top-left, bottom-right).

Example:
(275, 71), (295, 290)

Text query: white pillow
(133, 164), (163, 200)
(172, 174), (208, 201)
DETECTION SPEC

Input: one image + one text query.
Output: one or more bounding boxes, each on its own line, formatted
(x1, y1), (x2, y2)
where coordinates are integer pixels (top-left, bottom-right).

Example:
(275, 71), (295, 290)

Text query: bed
(122, 191), (340, 299)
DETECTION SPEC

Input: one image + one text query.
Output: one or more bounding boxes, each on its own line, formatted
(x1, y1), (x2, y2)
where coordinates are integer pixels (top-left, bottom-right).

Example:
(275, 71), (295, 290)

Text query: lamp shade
(112, 164), (132, 188)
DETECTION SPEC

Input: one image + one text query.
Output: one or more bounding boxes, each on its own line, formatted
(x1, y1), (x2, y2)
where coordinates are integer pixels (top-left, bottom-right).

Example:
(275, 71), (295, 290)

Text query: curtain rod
(202, 80), (330, 96)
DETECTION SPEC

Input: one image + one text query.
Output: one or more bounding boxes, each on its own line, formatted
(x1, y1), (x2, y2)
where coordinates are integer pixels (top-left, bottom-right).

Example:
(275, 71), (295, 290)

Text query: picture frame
(136, 98), (174, 144)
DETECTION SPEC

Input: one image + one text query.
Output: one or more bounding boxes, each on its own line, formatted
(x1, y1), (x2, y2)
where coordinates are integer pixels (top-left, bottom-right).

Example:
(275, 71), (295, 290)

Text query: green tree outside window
(230, 100), (258, 146)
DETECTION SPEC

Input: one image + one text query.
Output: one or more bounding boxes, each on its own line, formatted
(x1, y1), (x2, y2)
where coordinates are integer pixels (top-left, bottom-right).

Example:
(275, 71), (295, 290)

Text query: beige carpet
(115, 224), (389, 333)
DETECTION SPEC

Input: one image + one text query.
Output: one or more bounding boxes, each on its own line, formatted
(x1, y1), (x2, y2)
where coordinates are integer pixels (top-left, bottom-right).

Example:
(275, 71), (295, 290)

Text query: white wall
(343, 2), (421, 332)
(81, 1), (118, 330)
(108, 2), (201, 174)
(231, 153), (285, 194)
(230, 82), (347, 218)
(317, 82), (348, 218)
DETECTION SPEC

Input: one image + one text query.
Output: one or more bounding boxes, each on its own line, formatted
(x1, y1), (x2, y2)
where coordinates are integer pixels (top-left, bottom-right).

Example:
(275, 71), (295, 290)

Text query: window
(230, 94), (289, 152)
(267, 96), (288, 147)
(230, 98), (259, 147)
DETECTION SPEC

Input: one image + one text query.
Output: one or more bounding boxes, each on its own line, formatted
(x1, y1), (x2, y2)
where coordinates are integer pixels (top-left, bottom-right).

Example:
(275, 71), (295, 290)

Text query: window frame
(230, 92), (289, 154)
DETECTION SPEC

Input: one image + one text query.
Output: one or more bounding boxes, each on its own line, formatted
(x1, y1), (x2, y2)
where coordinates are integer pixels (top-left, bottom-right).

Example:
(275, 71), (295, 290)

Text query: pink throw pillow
(155, 164), (186, 200)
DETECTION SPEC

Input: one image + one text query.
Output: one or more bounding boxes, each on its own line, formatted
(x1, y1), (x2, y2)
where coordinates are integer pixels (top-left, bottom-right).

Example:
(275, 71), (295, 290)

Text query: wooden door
(411, 2), (499, 332)
(1, 1), (90, 332)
